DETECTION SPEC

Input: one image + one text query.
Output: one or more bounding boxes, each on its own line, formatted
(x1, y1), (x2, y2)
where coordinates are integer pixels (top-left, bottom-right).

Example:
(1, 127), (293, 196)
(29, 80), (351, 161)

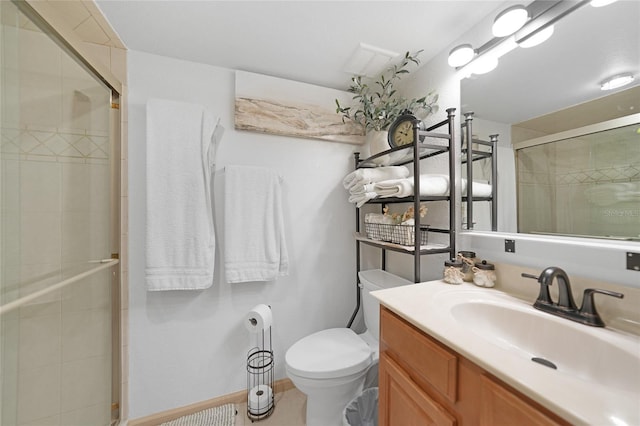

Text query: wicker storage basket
(364, 222), (429, 246)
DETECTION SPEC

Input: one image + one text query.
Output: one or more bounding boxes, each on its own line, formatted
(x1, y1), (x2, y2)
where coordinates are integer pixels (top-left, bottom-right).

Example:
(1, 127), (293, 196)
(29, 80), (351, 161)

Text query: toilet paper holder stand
(247, 324), (274, 421)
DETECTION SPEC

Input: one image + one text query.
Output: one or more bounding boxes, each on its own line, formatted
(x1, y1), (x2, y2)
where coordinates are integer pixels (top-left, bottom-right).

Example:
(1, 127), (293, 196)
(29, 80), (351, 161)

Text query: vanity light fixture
(518, 25), (554, 48)
(600, 73), (635, 91)
(451, 1), (592, 77)
(492, 5), (529, 37)
(448, 44), (475, 67)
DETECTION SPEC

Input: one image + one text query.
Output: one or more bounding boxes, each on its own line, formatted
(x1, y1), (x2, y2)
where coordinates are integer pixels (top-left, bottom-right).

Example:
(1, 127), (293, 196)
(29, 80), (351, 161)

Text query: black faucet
(521, 267), (624, 327)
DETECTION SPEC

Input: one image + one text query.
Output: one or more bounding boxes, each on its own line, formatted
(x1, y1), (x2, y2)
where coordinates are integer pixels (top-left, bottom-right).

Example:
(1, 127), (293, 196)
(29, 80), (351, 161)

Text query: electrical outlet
(627, 252), (640, 271)
(505, 239), (516, 253)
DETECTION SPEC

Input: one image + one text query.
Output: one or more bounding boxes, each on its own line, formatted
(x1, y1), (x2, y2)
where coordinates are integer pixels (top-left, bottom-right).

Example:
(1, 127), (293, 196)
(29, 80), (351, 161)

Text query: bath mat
(160, 403), (236, 426)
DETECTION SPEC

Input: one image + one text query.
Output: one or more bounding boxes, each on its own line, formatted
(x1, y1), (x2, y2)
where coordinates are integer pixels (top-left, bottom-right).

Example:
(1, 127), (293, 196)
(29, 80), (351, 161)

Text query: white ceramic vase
(366, 130), (391, 165)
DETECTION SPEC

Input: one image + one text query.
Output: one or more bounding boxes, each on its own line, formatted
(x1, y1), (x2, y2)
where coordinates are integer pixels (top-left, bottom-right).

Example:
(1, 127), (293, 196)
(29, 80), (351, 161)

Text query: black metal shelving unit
(461, 111), (498, 231)
(346, 108), (457, 328)
(354, 107), (457, 275)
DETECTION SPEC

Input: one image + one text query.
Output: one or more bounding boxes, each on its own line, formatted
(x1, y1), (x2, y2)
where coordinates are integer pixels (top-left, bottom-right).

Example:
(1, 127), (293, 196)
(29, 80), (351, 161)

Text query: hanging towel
(224, 165), (289, 283)
(145, 98), (224, 291)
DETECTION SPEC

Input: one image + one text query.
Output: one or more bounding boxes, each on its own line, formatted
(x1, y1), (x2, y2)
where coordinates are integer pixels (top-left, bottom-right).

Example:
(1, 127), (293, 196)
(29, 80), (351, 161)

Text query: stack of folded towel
(342, 167), (493, 207)
(343, 166), (452, 207)
(343, 166), (410, 207)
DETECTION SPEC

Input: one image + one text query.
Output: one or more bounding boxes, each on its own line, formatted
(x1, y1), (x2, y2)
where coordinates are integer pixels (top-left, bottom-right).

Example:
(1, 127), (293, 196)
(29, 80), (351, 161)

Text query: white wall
(127, 50), (358, 418)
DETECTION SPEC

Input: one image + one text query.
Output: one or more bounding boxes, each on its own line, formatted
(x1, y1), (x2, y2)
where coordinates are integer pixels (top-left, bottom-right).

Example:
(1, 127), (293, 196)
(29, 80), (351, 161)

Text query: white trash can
(343, 387), (378, 426)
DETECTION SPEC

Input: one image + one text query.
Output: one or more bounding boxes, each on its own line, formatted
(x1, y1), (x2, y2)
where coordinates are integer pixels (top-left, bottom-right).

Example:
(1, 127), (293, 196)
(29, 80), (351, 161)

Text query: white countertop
(372, 279), (640, 426)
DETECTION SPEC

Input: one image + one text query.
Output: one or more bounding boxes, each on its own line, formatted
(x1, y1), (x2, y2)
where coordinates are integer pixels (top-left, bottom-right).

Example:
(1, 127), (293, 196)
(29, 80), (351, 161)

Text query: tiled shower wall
(517, 128), (640, 237)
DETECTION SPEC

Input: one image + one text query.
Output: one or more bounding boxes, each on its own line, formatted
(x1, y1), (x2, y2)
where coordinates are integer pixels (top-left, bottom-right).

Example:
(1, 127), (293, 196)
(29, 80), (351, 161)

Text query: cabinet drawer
(380, 352), (456, 426)
(380, 307), (458, 402)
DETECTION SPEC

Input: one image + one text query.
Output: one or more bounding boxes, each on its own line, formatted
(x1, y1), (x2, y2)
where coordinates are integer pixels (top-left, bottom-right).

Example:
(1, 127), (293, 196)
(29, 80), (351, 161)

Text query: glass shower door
(1, 1), (120, 425)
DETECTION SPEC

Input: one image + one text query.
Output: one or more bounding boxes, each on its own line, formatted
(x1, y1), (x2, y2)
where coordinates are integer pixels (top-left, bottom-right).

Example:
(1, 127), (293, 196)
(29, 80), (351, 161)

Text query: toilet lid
(286, 328), (372, 379)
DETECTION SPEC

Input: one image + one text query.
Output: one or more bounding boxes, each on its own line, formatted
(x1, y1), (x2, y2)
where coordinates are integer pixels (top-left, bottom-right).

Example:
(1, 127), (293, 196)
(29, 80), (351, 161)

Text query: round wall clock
(388, 113), (418, 148)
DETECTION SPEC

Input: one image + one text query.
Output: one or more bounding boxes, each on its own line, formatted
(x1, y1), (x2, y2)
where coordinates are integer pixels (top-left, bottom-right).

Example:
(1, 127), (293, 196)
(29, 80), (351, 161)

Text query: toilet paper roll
(248, 384), (273, 414)
(245, 304), (272, 333)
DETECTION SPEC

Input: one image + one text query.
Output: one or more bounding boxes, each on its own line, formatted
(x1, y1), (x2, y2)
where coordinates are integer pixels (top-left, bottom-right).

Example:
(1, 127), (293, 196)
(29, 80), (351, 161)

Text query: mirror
(460, 1), (640, 238)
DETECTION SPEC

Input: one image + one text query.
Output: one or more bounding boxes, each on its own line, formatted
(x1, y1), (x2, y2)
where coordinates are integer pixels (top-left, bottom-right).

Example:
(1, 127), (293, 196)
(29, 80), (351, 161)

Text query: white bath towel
(462, 179), (493, 197)
(145, 99), (223, 291)
(342, 166), (410, 190)
(348, 182), (376, 196)
(224, 165), (289, 283)
(374, 174), (450, 198)
(348, 191), (378, 208)
(374, 178), (414, 198)
(417, 174), (451, 196)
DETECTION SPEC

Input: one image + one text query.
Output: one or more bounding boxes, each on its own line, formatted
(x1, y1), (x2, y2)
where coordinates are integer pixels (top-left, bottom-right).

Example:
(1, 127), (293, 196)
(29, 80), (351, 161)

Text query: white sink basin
(373, 282), (640, 425)
(450, 297), (640, 394)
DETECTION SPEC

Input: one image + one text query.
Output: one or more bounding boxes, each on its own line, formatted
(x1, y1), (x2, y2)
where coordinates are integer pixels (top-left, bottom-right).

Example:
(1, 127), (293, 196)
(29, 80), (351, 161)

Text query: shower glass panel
(517, 122), (640, 240)
(1, 2), (119, 425)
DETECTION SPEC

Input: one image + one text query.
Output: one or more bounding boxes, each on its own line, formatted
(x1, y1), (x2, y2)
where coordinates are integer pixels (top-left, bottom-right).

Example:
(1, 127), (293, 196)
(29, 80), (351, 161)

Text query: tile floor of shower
(236, 388), (306, 426)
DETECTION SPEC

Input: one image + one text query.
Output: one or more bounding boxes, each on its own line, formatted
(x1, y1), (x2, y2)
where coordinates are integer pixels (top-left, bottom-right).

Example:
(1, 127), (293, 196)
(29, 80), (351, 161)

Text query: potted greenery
(335, 50), (439, 159)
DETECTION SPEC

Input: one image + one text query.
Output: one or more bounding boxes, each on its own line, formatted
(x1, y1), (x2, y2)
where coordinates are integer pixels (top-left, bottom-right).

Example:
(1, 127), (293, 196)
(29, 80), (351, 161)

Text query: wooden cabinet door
(379, 352), (456, 426)
(480, 375), (565, 426)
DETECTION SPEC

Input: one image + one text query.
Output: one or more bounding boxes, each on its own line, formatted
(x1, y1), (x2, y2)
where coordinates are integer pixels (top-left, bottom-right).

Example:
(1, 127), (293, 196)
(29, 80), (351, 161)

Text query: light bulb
(448, 44), (475, 68)
(600, 74), (635, 91)
(492, 5), (529, 37)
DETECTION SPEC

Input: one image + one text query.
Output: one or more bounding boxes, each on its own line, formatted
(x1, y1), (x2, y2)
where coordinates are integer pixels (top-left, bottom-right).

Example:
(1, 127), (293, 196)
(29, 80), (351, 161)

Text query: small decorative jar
(443, 259), (465, 284)
(457, 251), (477, 282)
(472, 260), (496, 288)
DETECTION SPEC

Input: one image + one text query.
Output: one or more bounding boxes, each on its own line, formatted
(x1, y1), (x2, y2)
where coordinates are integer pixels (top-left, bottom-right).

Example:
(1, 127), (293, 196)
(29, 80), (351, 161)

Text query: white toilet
(285, 269), (410, 426)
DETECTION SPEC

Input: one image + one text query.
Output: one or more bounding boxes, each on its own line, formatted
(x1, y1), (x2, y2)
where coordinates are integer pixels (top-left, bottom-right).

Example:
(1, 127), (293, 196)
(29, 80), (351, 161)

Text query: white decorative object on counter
(457, 251), (478, 282)
(472, 260), (496, 287)
(443, 259), (465, 284)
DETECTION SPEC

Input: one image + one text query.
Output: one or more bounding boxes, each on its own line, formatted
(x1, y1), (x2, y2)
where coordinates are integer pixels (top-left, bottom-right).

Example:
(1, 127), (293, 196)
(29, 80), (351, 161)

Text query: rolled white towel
(374, 174), (450, 198)
(348, 192), (378, 208)
(342, 166), (410, 190)
(374, 178), (414, 198)
(417, 174), (450, 196)
(349, 182), (376, 195)
(462, 179), (492, 197)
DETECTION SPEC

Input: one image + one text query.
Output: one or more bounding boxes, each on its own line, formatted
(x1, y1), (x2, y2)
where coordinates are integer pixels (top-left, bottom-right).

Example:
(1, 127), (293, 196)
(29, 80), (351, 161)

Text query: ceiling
(95, 1), (639, 125)
(461, 0), (640, 125)
(94, 1), (505, 91)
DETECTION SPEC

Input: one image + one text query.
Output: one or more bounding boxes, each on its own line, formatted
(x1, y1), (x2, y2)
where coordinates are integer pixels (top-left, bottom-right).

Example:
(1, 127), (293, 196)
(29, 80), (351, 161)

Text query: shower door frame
(5, 1), (123, 423)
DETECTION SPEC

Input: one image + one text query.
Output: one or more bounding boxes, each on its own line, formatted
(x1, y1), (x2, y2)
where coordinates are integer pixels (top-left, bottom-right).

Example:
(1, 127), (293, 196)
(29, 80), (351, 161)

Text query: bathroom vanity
(374, 280), (640, 425)
(379, 307), (567, 425)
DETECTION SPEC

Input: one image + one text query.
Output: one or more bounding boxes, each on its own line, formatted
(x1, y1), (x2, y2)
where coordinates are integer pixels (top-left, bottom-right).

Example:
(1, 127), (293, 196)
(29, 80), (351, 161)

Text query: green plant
(335, 50), (439, 132)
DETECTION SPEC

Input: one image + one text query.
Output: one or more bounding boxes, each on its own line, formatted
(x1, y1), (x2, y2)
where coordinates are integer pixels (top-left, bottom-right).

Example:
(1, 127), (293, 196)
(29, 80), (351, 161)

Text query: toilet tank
(358, 269), (411, 339)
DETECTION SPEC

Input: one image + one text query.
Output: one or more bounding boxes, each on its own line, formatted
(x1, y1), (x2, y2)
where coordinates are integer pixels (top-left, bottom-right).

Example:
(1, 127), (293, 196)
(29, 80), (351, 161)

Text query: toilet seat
(285, 328), (372, 380)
